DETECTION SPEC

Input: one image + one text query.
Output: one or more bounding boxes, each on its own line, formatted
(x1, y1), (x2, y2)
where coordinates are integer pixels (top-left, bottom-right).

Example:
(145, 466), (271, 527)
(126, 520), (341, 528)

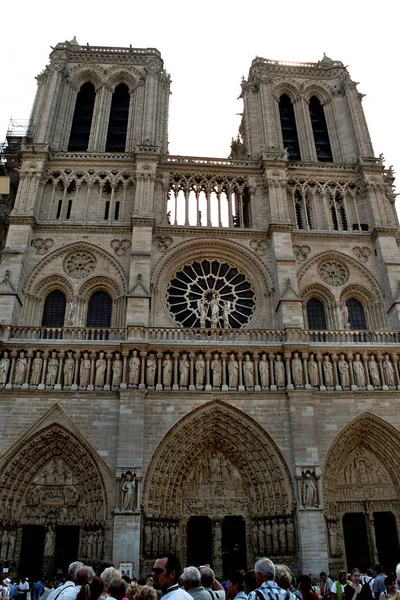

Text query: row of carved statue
(143, 520), (181, 556)
(252, 517), (295, 555)
(0, 529), (16, 561)
(0, 348), (398, 390)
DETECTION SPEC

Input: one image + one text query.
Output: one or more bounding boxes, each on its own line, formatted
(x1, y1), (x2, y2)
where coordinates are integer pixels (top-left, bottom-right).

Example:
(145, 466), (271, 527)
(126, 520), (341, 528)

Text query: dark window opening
(307, 298), (327, 330)
(105, 83), (130, 152)
(279, 94), (301, 160)
(104, 201), (110, 220)
(347, 298), (367, 330)
(306, 199), (313, 229)
(41, 290), (66, 327)
(56, 199), (63, 219)
(331, 204), (339, 230)
(66, 200), (72, 220)
(309, 96), (333, 162)
(86, 291), (112, 328)
(114, 202), (120, 220)
(295, 191), (303, 229)
(68, 82), (96, 152)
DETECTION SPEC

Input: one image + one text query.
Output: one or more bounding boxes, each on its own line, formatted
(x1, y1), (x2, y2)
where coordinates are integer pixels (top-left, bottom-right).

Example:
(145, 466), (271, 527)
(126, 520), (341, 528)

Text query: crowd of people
(2, 556), (400, 600)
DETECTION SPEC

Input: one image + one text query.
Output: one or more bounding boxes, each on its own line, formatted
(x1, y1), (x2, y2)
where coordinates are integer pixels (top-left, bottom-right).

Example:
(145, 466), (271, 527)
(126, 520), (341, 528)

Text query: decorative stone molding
(153, 235), (173, 253)
(110, 239), (130, 257)
(249, 239), (269, 255)
(32, 238), (54, 255)
(293, 245), (311, 262)
(63, 250), (97, 279)
(352, 246), (372, 263)
(317, 260), (349, 286)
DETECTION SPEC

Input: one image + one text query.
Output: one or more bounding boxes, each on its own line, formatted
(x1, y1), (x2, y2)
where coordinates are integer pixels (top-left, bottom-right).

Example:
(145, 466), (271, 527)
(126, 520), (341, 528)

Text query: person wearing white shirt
(152, 554), (193, 600)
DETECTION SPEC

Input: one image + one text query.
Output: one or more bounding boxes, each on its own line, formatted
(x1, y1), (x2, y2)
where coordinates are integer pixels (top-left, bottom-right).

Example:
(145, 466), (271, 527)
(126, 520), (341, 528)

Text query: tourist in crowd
(297, 576), (321, 600)
(243, 573), (256, 598)
(225, 571), (247, 600)
(344, 569), (372, 600)
(331, 572), (348, 600)
(41, 582), (55, 600)
(78, 576), (104, 600)
(180, 567), (210, 600)
(320, 574), (333, 600)
(135, 586), (156, 600)
(108, 581), (127, 600)
(126, 583), (141, 600)
(199, 567), (225, 600)
(100, 569), (122, 600)
(373, 567), (387, 600)
(247, 558), (296, 600)
(47, 562), (84, 600)
(378, 577), (396, 600)
(274, 566), (301, 600)
(152, 553), (192, 600)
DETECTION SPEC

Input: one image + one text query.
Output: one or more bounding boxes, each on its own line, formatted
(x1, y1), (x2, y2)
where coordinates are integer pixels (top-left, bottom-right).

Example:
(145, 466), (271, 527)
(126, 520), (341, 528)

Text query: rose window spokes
(318, 260), (349, 286)
(167, 259), (255, 329)
(63, 251), (97, 279)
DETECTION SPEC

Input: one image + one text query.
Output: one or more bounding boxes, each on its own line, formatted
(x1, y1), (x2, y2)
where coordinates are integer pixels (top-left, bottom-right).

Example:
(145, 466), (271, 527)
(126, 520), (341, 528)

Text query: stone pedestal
(113, 513), (141, 578)
(297, 508), (329, 573)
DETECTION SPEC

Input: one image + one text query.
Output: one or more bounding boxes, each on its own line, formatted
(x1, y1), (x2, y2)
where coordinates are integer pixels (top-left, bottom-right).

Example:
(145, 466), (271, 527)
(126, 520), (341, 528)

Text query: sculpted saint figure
(30, 351), (43, 386)
(338, 354), (349, 387)
(179, 353), (189, 387)
(122, 471), (136, 511)
(286, 518), (295, 553)
(146, 353), (156, 386)
(129, 350), (140, 385)
(195, 353), (205, 387)
(112, 352), (122, 387)
(44, 526), (55, 556)
(95, 351), (106, 387)
(210, 293), (220, 328)
(292, 352), (303, 386)
(272, 519), (279, 553)
(0, 351), (10, 384)
(368, 356), (380, 386)
(15, 351), (28, 385)
(265, 520), (272, 553)
(323, 355), (333, 386)
(7, 530), (16, 560)
(0, 530), (8, 559)
(303, 471), (317, 507)
(353, 353), (365, 387)
(228, 353), (239, 388)
(274, 355), (285, 387)
(308, 354), (319, 387)
(258, 520), (265, 554)
(163, 353), (173, 387)
(243, 354), (254, 387)
(211, 353), (222, 387)
(222, 300), (232, 328)
(383, 354), (395, 386)
(46, 351), (59, 386)
(341, 301), (349, 327)
(197, 297), (207, 328)
(63, 351), (74, 386)
(80, 351), (91, 387)
(259, 353), (269, 388)
(278, 519), (287, 553)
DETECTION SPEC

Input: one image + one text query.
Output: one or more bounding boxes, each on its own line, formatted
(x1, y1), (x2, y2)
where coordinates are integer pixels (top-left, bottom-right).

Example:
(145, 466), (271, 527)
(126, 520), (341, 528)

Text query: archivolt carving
(0, 420), (108, 528)
(68, 65), (104, 92)
(104, 66), (141, 92)
(302, 81), (332, 105)
(142, 401), (294, 518)
(33, 274), (74, 299)
(272, 81), (301, 103)
(301, 283), (336, 306)
(77, 275), (123, 300)
(339, 283), (375, 306)
(323, 412), (400, 515)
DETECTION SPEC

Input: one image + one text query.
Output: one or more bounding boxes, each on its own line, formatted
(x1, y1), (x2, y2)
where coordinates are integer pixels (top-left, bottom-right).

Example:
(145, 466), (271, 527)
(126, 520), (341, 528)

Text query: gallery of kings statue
(0, 39), (399, 579)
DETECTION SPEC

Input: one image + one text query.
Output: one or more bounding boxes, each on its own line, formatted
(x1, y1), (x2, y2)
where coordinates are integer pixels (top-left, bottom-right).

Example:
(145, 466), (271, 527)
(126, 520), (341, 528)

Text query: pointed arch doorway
(323, 413), (400, 573)
(141, 401), (296, 576)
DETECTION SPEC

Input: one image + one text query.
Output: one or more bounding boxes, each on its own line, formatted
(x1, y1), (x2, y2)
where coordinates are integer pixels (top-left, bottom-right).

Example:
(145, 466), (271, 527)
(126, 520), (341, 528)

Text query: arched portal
(323, 413), (400, 573)
(0, 415), (110, 577)
(141, 401), (296, 576)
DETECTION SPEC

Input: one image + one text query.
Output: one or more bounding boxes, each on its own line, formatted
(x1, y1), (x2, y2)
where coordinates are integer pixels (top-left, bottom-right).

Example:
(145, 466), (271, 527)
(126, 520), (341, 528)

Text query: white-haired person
(247, 559), (296, 600)
(180, 567), (210, 600)
(100, 568), (122, 600)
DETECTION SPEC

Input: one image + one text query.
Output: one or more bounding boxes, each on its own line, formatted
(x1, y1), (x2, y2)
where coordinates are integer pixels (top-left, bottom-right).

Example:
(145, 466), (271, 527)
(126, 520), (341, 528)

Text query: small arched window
(347, 298), (367, 330)
(309, 96), (333, 162)
(279, 94), (301, 160)
(86, 291), (112, 328)
(41, 290), (66, 327)
(68, 82), (96, 151)
(307, 298), (327, 330)
(106, 83), (130, 152)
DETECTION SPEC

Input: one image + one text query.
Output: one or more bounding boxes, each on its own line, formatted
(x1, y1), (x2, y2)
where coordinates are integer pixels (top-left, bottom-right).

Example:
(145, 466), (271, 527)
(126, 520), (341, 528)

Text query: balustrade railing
(7, 326), (127, 341)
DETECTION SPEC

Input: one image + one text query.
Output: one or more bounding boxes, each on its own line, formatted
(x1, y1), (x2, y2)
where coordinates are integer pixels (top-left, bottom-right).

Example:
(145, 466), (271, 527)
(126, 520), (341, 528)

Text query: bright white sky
(1, 0), (399, 199)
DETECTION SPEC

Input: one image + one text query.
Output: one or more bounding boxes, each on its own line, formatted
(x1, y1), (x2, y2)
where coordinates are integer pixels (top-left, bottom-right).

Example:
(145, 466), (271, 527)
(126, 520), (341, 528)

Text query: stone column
(38, 352), (48, 390)
(269, 353), (276, 391)
(316, 354), (325, 391)
(121, 352), (128, 390)
(72, 352), (80, 390)
(363, 353), (372, 390)
(88, 352), (96, 391)
(238, 353), (245, 391)
(284, 353), (293, 389)
(23, 352), (33, 390)
(332, 354), (341, 391)
(55, 351), (64, 390)
(377, 354), (386, 390)
(156, 352), (163, 391)
(348, 354), (357, 391)
(172, 353), (179, 391)
(254, 352), (261, 391)
(139, 352), (147, 389)
(302, 352), (310, 389)
(391, 353), (400, 388)
(221, 352), (228, 392)
(205, 353), (212, 392)
(5, 351), (16, 389)
(189, 352), (195, 391)
(104, 353), (113, 391)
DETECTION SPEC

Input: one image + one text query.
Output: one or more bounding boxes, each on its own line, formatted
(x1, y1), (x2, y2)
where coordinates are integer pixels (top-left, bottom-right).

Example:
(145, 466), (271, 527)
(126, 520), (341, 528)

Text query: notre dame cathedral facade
(0, 39), (399, 579)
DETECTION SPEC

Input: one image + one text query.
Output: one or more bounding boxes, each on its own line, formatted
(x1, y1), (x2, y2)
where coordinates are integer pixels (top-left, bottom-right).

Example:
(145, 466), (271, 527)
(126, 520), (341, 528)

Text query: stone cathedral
(0, 39), (399, 579)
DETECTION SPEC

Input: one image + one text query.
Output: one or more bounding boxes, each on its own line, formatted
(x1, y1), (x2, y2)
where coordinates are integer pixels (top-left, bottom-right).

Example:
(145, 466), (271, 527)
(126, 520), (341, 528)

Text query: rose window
(63, 251), (97, 279)
(167, 260), (256, 328)
(318, 260), (349, 286)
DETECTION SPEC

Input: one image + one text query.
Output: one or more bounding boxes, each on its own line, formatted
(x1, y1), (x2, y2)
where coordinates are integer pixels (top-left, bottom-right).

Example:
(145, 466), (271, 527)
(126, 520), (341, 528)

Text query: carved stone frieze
(153, 235), (173, 253)
(249, 239), (269, 255)
(352, 246), (372, 263)
(32, 238), (54, 255)
(110, 239), (131, 257)
(293, 244), (311, 262)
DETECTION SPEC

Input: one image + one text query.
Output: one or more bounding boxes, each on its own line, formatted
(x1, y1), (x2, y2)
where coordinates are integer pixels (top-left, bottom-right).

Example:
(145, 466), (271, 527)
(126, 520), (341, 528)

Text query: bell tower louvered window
(68, 82), (96, 151)
(279, 94), (301, 160)
(309, 96), (333, 162)
(106, 84), (130, 152)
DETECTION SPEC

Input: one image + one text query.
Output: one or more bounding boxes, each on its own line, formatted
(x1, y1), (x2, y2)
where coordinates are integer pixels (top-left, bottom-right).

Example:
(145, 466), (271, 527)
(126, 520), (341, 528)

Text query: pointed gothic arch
(141, 401), (296, 573)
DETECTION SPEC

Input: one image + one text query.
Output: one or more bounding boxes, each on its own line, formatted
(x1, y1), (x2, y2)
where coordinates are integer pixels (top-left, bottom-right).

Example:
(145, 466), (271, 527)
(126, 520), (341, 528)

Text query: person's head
(319, 573), (327, 583)
(274, 566), (291, 591)
(68, 562), (84, 583)
(109, 579), (127, 600)
(384, 576), (396, 593)
(126, 582), (141, 600)
(180, 567), (201, 591)
(338, 571), (347, 585)
(199, 566), (215, 589)
(152, 554), (181, 593)
(77, 578), (104, 600)
(244, 571), (257, 596)
(298, 576), (313, 594)
(375, 565), (384, 576)
(367, 570), (373, 578)
(100, 568), (122, 592)
(76, 567), (95, 587)
(254, 558), (275, 585)
(226, 571), (245, 599)
(137, 586), (157, 600)
(350, 569), (361, 586)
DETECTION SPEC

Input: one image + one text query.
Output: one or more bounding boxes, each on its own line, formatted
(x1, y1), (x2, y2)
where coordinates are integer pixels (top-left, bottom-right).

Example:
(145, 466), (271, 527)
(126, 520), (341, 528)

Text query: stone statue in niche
(7, 529), (16, 559)
(0, 351), (10, 384)
(265, 520), (272, 553)
(286, 517), (295, 553)
(213, 522), (222, 556)
(129, 350), (140, 386)
(292, 352), (303, 386)
(302, 471), (317, 507)
(30, 351), (43, 385)
(338, 354), (349, 387)
(67, 297), (76, 326)
(146, 353), (156, 387)
(368, 356), (380, 386)
(228, 354), (238, 388)
(258, 520), (265, 554)
(112, 352), (122, 387)
(163, 353), (173, 387)
(341, 302), (350, 328)
(383, 354), (395, 386)
(144, 522), (152, 554)
(278, 518), (287, 553)
(323, 355), (333, 386)
(46, 351), (59, 386)
(179, 353), (189, 387)
(195, 353), (205, 388)
(274, 355), (285, 387)
(353, 354), (365, 387)
(197, 298), (207, 328)
(328, 522), (342, 556)
(80, 351), (91, 387)
(121, 471), (136, 511)
(63, 351), (74, 386)
(272, 519), (279, 553)
(308, 354), (319, 387)
(0, 530), (8, 559)
(44, 525), (55, 556)
(243, 354), (254, 387)
(95, 351), (106, 387)
(259, 353), (269, 388)
(211, 353), (222, 388)
(15, 350), (28, 385)
(210, 293), (220, 328)
(222, 300), (232, 328)
(252, 522), (258, 553)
